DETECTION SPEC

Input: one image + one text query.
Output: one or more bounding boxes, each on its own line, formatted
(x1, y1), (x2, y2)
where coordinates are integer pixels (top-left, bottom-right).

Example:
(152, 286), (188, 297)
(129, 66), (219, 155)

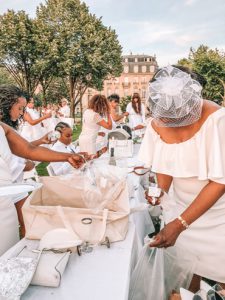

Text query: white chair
(46, 164), (56, 176)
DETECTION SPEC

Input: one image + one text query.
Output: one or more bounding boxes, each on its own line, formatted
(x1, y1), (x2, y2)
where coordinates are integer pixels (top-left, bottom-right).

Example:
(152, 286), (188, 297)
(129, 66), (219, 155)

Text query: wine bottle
(109, 147), (116, 166)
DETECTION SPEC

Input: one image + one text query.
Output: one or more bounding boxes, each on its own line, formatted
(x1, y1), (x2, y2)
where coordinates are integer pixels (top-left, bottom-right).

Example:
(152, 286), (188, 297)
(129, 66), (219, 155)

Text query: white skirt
(0, 196), (19, 256)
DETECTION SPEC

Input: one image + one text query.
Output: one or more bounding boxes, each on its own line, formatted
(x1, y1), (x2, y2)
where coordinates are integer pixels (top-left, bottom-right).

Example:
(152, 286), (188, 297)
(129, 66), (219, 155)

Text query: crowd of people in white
(1, 64), (225, 298)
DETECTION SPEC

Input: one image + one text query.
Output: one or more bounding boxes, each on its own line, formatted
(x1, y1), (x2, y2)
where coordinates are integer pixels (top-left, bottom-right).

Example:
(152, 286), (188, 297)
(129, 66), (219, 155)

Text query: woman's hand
(98, 132), (106, 137)
(44, 112), (52, 119)
(145, 190), (164, 206)
(67, 153), (89, 168)
(150, 219), (185, 248)
(23, 160), (35, 172)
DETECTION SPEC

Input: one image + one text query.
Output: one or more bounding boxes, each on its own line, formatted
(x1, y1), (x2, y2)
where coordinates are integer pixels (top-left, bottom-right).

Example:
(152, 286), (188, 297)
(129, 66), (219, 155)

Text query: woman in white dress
(79, 94), (112, 155)
(50, 122), (77, 176)
(0, 118), (86, 255)
(140, 65), (225, 290)
(21, 97), (51, 141)
(126, 93), (145, 137)
(0, 86), (55, 236)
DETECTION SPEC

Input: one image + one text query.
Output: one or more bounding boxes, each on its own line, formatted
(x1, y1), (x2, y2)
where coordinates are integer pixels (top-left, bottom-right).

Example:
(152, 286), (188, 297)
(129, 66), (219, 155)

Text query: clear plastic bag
(129, 245), (165, 300)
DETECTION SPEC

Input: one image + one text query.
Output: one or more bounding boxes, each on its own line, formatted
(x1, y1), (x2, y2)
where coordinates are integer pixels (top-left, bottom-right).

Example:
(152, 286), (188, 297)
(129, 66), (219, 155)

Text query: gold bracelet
(177, 216), (189, 229)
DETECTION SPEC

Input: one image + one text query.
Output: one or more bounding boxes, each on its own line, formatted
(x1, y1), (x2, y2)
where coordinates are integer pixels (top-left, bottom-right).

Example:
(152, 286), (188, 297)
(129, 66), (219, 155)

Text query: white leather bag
(31, 251), (70, 287)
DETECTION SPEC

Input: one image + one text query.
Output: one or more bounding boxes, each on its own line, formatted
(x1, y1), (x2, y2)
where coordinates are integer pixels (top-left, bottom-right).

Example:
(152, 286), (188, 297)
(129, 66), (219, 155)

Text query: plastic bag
(129, 245), (165, 300)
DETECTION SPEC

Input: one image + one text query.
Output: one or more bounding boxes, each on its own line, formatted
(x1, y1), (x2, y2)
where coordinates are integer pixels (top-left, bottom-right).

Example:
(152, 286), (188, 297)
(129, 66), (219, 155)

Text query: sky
(0, 0), (225, 66)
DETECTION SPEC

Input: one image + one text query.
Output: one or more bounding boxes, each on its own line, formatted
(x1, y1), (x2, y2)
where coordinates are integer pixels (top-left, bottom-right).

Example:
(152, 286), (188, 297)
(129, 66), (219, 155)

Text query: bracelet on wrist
(177, 216), (189, 229)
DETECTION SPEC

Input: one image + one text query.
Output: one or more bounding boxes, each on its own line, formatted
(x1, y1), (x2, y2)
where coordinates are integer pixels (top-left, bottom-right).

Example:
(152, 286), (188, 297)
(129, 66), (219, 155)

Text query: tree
(0, 10), (40, 95)
(0, 67), (16, 85)
(36, 0), (123, 117)
(178, 45), (225, 104)
(120, 96), (131, 112)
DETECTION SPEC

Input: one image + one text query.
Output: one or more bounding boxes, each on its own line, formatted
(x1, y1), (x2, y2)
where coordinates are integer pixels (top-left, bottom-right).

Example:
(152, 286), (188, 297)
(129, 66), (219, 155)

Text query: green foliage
(178, 45), (225, 104)
(0, 10), (40, 95)
(0, 67), (16, 85)
(120, 96), (131, 112)
(36, 0), (123, 116)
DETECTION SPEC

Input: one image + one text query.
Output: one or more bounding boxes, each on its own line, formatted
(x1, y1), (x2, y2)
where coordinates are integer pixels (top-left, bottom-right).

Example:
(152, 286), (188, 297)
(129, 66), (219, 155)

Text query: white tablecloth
(1, 142), (154, 300)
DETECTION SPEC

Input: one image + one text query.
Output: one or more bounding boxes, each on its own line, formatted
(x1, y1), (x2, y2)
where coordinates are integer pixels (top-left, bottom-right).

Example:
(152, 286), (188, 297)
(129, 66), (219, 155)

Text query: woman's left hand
(150, 219), (185, 248)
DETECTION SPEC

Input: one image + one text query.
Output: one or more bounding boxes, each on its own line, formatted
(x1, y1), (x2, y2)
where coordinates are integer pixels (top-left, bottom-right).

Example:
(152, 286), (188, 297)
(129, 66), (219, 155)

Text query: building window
(133, 77), (138, 83)
(150, 65), (155, 73)
(135, 57), (138, 62)
(124, 66), (129, 73)
(124, 77), (129, 83)
(142, 89), (146, 98)
(125, 58), (128, 63)
(134, 65), (138, 73)
(141, 76), (146, 83)
(124, 89), (129, 96)
(142, 66), (147, 73)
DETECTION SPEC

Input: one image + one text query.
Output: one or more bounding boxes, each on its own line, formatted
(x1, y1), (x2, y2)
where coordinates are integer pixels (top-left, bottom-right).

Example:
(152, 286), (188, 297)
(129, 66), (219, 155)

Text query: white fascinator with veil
(148, 65), (203, 127)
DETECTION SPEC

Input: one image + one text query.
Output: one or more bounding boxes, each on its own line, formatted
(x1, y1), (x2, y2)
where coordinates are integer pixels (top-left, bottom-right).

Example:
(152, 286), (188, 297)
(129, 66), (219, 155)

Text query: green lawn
(36, 124), (82, 176)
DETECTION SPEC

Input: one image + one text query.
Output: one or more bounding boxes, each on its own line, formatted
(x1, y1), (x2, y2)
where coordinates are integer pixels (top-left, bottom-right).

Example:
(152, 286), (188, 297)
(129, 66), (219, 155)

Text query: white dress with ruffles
(138, 108), (225, 282)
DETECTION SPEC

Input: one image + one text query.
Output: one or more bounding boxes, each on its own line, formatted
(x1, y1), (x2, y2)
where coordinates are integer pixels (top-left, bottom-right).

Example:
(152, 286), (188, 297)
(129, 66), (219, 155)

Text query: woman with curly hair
(79, 94), (112, 155)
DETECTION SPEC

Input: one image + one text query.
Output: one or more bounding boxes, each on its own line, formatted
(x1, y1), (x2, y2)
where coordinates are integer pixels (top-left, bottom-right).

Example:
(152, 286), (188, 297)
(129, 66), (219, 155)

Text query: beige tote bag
(23, 172), (130, 244)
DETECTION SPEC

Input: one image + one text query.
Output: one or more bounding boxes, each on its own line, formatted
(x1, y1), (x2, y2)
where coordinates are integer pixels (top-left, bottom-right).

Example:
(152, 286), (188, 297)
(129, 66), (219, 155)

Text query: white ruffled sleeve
(138, 121), (155, 168)
(197, 109), (225, 184)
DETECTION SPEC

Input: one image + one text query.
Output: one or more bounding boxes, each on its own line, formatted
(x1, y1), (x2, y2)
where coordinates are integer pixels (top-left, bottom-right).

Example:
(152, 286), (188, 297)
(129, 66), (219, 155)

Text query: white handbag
(31, 251), (70, 287)
(109, 139), (133, 158)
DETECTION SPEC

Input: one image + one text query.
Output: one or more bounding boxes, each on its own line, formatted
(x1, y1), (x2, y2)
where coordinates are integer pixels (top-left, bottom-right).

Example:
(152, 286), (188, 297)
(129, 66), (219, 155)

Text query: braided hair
(88, 94), (110, 116)
(0, 85), (27, 130)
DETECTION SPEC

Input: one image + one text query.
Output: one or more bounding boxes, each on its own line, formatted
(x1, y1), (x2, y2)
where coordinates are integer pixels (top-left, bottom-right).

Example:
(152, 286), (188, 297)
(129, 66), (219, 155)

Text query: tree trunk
(69, 76), (75, 118)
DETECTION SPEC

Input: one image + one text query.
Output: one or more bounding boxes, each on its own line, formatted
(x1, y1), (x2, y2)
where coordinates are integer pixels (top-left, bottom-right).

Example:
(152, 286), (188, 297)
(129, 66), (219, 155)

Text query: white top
(138, 108), (225, 282)
(59, 105), (70, 118)
(49, 140), (77, 176)
(79, 109), (103, 154)
(126, 102), (145, 136)
(0, 125), (19, 255)
(21, 108), (47, 142)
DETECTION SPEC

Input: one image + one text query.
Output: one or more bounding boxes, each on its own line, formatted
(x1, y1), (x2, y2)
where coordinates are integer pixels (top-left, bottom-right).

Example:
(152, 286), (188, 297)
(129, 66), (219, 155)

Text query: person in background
(79, 94), (112, 155)
(57, 98), (70, 118)
(141, 65), (225, 291)
(49, 122), (78, 176)
(126, 92), (145, 136)
(21, 97), (51, 141)
(108, 94), (129, 124)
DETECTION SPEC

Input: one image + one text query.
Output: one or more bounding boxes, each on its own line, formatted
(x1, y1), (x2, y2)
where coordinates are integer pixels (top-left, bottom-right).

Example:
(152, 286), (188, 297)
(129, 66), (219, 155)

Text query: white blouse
(49, 140), (77, 176)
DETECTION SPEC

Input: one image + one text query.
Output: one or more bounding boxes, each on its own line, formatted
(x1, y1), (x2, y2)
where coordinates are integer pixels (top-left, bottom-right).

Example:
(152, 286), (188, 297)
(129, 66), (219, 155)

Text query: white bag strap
(57, 206), (109, 244)
(57, 206), (81, 240)
(98, 208), (108, 243)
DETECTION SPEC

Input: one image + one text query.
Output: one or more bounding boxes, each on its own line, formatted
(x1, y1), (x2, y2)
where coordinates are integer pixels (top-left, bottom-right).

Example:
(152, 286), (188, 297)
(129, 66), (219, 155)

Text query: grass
(36, 124), (82, 176)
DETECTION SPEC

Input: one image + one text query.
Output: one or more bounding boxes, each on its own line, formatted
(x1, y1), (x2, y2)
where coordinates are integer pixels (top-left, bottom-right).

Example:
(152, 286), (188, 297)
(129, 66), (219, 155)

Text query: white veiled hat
(148, 65), (203, 127)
